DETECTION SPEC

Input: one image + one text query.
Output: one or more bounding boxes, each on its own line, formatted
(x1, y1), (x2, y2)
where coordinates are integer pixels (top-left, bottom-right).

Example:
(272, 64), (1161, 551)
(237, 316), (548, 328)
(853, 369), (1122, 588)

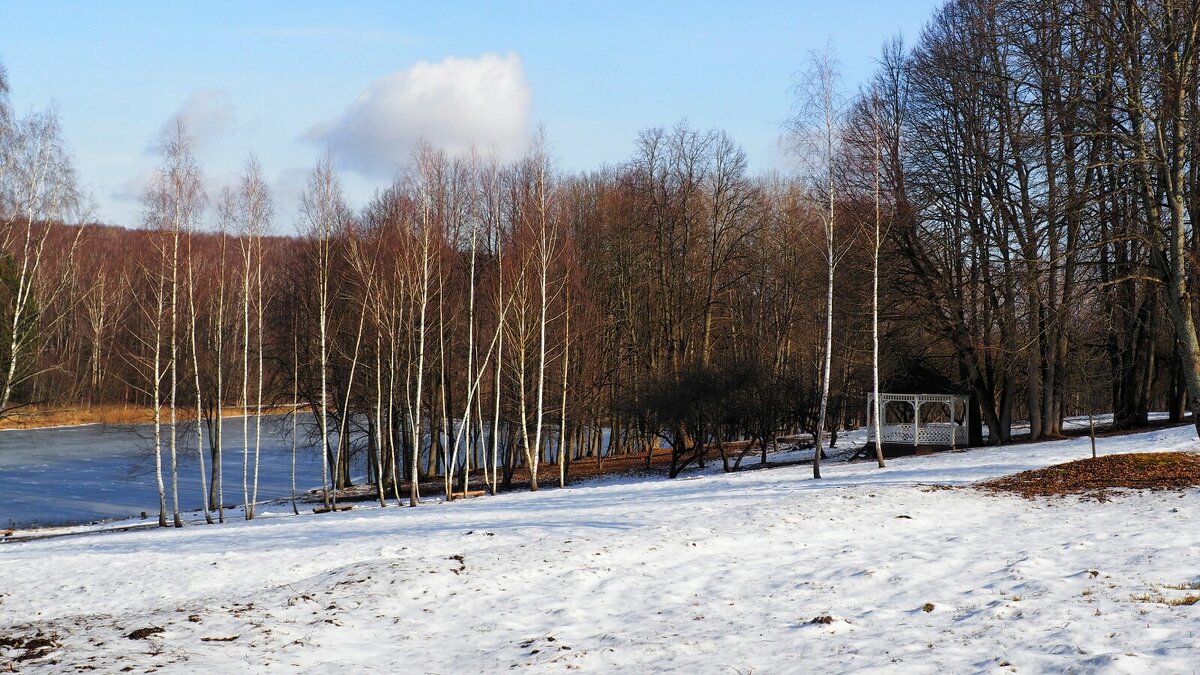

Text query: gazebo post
(950, 395), (957, 452)
(866, 394), (874, 449)
(913, 398), (920, 447)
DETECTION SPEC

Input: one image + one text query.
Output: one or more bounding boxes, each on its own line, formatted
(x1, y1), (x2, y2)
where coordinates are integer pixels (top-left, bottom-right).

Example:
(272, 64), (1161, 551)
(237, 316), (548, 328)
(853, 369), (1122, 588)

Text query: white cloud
(306, 52), (531, 176)
(159, 89), (236, 152)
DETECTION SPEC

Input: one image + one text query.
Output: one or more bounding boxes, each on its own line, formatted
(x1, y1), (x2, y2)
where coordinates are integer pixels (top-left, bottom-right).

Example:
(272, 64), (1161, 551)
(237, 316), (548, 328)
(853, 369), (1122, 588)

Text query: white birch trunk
(291, 333), (300, 515)
(187, 228), (213, 524)
(813, 150), (834, 481)
(250, 241), (264, 518)
(409, 202), (432, 506)
(214, 232), (226, 523)
(871, 124), (886, 469)
(169, 219), (182, 527)
(374, 331), (387, 507)
(241, 234), (251, 518)
(153, 269), (167, 527)
(558, 282), (570, 489)
(490, 222), (505, 496)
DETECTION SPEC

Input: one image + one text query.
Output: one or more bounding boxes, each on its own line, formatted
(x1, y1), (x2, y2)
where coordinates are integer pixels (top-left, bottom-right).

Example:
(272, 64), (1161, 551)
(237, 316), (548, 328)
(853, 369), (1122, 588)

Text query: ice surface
(0, 415), (326, 527)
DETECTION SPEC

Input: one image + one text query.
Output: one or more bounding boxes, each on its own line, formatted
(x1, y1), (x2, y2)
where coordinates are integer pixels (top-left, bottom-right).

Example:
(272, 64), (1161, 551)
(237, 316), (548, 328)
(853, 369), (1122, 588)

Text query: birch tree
(299, 155), (346, 510)
(483, 158), (506, 495)
(143, 119), (203, 526)
(524, 137), (559, 492)
(131, 219), (169, 527)
(185, 177), (212, 525)
(789, 47), (847, 479)
(235, 157), (272, 519)
(0, 105), (83, 419)
(208, 190), (236, 522)
(868, 102), (886, 469)
(409, 170), (433, 505)
(849, 83), (893, 469)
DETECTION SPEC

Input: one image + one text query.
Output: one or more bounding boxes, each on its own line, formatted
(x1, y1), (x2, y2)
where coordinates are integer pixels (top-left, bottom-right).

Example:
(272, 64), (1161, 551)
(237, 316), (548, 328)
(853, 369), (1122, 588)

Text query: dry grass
(1131, 594), (1200, 607)
(0, 404), (299, 430)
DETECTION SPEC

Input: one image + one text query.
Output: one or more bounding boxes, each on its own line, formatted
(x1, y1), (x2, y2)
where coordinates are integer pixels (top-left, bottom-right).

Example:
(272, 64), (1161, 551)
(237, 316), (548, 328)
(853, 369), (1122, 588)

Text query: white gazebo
(866, 365), (970, 454)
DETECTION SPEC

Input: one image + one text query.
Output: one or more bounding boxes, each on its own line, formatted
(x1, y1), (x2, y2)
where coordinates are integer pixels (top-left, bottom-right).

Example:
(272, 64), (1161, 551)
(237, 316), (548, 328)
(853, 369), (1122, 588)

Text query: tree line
(1, 0), (1198, 526)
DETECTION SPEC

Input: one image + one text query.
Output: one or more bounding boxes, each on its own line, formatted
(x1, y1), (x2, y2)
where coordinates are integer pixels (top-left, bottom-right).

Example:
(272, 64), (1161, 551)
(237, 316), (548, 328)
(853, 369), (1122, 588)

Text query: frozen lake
(0, 415), (325, 528)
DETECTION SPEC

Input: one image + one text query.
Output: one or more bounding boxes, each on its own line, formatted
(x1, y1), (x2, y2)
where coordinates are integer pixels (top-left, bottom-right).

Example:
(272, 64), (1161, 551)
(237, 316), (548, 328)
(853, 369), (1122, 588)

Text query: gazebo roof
(882, 362), (970, 396)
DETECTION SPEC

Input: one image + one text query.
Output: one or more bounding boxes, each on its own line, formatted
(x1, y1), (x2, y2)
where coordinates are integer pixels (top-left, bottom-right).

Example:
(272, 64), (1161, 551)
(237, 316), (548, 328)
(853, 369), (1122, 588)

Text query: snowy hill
(2, 423), (1199, 673)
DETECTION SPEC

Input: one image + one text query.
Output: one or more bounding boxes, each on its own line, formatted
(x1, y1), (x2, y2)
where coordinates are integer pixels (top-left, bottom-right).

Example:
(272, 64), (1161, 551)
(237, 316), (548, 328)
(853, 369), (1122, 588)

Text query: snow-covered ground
(2, 424), (1199, 673)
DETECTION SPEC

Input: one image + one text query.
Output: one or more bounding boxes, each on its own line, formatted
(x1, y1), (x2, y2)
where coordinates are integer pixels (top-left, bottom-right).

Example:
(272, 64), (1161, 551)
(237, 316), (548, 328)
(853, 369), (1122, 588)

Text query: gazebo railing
(880, 423), (914, 443)
(916, 422), (965, 445)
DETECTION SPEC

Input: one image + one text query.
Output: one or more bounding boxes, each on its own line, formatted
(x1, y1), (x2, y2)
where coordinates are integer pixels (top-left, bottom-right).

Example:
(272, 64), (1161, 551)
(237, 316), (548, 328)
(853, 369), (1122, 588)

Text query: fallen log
(448, 490), (487, 501)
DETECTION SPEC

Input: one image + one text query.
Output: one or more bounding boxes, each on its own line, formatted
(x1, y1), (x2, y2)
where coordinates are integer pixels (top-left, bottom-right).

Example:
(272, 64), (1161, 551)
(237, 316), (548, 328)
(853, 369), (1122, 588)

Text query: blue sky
(0, 1), (941, 230)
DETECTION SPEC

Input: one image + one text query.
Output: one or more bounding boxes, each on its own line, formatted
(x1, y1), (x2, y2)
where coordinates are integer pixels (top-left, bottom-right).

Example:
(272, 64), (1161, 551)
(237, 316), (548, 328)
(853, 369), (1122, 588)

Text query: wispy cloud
(148, 89), (236, 154)
(110, 169), (155, 205)
(238, 25), (417, 45)
(305, 52), (532, 176)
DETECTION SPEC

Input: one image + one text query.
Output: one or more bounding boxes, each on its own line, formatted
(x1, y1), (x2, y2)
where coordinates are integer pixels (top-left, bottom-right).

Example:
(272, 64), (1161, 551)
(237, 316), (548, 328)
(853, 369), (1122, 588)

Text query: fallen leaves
(978, 452), (1200, 499)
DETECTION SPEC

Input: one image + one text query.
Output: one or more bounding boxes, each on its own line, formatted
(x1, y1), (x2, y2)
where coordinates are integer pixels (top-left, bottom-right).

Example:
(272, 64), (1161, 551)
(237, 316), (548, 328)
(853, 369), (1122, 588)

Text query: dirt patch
(0, 631), (60, 662)
(125, 626), (164, 640)
(979, 452), (1200, 498)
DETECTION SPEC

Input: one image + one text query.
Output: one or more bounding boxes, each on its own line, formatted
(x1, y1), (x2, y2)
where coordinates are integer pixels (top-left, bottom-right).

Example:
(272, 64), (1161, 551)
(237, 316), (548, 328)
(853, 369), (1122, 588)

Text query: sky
(0, 1), (942, 230)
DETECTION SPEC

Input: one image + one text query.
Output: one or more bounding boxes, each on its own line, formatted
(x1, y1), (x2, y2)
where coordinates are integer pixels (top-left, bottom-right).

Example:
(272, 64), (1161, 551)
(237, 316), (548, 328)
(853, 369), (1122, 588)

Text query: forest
(1, 0), (1198, 527)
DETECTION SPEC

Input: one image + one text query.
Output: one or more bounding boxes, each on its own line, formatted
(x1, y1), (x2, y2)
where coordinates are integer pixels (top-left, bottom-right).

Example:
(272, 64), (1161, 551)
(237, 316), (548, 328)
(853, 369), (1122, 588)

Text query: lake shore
(0, 404), (301, 431)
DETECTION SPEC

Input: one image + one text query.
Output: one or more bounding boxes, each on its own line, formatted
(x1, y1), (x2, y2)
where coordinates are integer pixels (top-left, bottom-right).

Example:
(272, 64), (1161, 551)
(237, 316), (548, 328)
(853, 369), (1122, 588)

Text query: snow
(2, 423), (1199, 673)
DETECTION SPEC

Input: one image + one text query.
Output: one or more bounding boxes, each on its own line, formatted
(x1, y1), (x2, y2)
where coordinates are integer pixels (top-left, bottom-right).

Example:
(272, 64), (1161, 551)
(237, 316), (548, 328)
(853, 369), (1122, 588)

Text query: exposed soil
(0, 630), (61, 663)
(125, 626), (164, 640)
(979, 452), (1200, 499)
(318, 442), (796, 504)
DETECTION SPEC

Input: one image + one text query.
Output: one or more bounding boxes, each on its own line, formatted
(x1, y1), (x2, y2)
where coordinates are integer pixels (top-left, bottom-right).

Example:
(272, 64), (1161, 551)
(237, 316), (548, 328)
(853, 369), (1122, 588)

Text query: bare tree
(235, 156), (272, 519)
(869, 103), (887, 469)
(186, 171), (213, 525)
(142, 119), (203, 527)
(290, 332), (300, 515)
(850, 81), (893, 469)
(407, 150), (438, 506)
(1099, 0), (1200, 434)
(525, 135), (560, 492)
(789, 46), (848, 479)
(558, 279), (572, 488)
(209, 190), (236, 522)
(0, 106), (84, 418)
(299, 154), (346, 510)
